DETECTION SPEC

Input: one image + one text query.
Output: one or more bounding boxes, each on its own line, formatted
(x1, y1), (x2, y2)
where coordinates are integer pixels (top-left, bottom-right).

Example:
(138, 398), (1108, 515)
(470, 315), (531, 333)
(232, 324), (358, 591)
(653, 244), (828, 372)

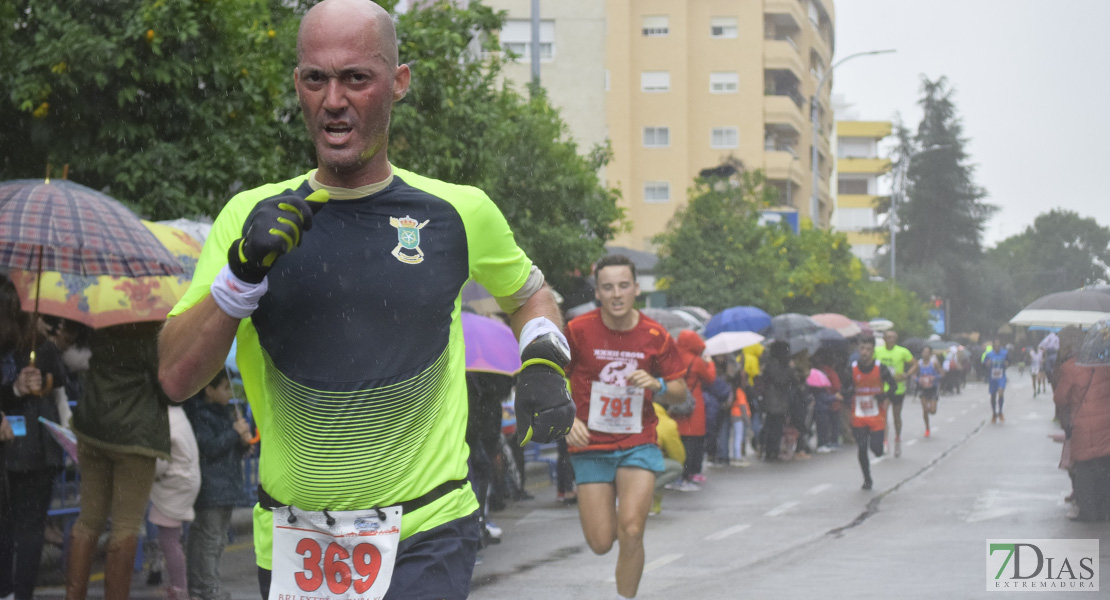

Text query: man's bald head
(297, 0), (398, 66)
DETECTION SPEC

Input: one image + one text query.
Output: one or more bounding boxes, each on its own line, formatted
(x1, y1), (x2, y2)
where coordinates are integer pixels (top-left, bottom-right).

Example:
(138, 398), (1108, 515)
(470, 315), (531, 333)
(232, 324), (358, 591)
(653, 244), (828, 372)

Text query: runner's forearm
(158, 294), (239, 402)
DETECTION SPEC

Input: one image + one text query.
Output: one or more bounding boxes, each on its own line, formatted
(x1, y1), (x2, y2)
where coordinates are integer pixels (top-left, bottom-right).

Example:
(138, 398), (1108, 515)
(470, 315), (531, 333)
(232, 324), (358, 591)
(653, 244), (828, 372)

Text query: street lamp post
(809, 49), (896, 225)
(890, 143), (951, 285)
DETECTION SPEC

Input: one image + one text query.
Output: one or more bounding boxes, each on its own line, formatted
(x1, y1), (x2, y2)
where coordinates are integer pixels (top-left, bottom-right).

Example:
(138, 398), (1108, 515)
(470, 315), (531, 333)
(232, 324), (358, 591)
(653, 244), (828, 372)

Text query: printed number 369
(295, 538), (382, 594)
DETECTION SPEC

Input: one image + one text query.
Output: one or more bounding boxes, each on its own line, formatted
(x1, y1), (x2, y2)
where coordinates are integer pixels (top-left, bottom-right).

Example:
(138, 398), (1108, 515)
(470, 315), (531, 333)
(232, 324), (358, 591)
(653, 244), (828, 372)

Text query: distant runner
(873, 330), (916, 457)
(845, 338), (897, 490)
(916, 346), (941, 437)
(982, 339), (1010, 423)
(1029, 346), (1045, 397)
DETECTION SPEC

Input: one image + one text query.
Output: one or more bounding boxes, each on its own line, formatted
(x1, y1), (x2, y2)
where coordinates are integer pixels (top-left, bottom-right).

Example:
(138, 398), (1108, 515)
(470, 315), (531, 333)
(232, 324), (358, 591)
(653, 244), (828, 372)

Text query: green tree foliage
(891, 76), (997, 334)
(860, 280), (932, 338)
(0, 0), (621, 292)
(653, 170), (785, 314)
(390, 1), (624, 292)
(654, 169), (876, 319)
(0, 0), (309, 219)
(987, 209), (1110, 305)
(779, 225), (866, 316)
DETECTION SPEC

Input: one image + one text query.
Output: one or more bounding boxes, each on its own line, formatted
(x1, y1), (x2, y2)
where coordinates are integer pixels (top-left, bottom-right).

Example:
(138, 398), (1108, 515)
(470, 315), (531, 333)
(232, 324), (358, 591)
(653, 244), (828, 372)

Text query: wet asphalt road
(37, 376), (1108, 599)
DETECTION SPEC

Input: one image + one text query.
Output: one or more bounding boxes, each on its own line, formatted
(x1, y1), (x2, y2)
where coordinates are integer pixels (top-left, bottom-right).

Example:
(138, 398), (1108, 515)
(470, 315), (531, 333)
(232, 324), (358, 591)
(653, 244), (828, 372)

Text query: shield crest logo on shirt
(389, 215), (430, 264)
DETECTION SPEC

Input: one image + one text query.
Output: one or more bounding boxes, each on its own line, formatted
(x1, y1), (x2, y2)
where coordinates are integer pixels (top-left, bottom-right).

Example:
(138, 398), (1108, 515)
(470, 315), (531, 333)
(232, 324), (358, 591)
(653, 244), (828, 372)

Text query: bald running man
(158, 2), (574, 598)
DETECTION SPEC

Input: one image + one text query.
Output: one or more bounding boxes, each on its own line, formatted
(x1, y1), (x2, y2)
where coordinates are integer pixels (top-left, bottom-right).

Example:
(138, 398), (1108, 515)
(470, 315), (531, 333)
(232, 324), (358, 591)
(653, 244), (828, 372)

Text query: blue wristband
(656, 377), (666, 392)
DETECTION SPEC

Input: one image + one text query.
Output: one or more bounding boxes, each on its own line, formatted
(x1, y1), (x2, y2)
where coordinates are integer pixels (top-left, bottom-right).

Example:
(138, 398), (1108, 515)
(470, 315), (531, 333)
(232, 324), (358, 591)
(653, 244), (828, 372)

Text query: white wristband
(518, 317), (568, 356)
(210, 264), (268, 319)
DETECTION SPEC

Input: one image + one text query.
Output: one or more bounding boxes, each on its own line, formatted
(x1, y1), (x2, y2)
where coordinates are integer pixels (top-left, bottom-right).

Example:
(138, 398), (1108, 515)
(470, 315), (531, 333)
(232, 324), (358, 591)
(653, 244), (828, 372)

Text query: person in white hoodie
(147, 404), (201, 600)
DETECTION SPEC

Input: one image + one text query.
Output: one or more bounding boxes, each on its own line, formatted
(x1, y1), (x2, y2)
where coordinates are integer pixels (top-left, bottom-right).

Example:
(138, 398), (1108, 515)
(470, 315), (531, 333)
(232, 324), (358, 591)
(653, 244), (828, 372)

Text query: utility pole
(530, 0), (540, 88)
(809, 49), (895, 226)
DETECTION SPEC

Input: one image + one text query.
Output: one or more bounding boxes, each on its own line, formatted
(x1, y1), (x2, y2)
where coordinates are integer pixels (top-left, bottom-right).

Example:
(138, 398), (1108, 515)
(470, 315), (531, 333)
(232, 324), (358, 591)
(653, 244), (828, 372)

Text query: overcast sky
(832, 0), (1110, 247)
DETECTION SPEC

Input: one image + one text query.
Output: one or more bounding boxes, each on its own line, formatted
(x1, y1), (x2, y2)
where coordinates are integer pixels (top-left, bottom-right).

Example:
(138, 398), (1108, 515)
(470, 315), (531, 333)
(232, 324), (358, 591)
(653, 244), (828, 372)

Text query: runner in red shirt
(565, 255), (686, 600)
(845, 338), (897, 490)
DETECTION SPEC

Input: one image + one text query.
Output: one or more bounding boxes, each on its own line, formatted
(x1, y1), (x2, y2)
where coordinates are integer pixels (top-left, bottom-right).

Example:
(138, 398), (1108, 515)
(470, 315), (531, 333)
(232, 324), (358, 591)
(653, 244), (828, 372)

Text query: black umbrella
(816, 327), (848, 351)
(767, 313), (823, 342)
(902, 337), (926, 356)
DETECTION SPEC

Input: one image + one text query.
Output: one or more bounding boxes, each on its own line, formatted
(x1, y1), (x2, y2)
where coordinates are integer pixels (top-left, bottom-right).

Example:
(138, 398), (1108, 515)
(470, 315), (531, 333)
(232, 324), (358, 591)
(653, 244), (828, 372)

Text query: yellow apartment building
(484, 0), (837, 252)
(834, 120), (892, 267)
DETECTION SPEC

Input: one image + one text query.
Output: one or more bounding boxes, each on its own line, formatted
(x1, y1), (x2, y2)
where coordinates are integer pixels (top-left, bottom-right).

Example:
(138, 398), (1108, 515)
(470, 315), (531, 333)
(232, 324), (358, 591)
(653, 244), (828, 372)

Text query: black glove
(228, 189), (329, 283)
(515, 332), (575, 446)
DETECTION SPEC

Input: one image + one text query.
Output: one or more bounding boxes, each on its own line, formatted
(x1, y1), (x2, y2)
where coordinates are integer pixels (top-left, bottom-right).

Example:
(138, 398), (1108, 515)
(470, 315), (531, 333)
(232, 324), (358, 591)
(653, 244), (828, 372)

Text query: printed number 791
(295, 538), (382, 594)
(601, 396), (633, 418)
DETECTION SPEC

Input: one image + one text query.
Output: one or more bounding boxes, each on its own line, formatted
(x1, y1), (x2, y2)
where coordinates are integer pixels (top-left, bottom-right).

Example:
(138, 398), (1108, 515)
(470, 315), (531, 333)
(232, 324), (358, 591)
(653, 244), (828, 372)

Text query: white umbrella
(869, 318), (895, 332)
(1009, 289), (1110, 329)
(704, 331), (764, 357)
(1009, 309), (1110, 329)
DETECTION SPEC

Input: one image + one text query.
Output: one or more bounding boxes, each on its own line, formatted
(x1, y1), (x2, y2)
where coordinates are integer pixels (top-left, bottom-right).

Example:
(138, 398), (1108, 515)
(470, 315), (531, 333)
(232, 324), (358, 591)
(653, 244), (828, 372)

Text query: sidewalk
(34, 506), (256, 598)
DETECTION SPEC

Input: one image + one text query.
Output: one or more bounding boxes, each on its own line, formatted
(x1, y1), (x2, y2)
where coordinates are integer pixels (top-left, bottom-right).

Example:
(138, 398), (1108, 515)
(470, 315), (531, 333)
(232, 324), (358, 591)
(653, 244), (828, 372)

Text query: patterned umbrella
(1077, 319), (1110, 367)
(0, 179), (183, 277)
(810, 313), (863, 337)
(7, 221), (201, 328)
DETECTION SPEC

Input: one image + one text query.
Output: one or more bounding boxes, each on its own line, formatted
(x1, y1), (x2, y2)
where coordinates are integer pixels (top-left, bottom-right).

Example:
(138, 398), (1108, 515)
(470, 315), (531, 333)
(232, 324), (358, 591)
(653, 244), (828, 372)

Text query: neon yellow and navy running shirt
(170, 167), (532, 568)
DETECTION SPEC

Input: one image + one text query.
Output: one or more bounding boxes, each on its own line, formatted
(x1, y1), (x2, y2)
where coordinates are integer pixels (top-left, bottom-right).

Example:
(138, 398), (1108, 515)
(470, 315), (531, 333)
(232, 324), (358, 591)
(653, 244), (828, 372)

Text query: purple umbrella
(462, 312), (521, 376)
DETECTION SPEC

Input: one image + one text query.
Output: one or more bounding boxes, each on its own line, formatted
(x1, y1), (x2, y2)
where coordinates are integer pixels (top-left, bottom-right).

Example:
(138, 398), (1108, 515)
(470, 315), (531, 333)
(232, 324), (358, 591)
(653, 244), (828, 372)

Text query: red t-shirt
(851, 360), (887, 431)
(565, 309), (686, 452)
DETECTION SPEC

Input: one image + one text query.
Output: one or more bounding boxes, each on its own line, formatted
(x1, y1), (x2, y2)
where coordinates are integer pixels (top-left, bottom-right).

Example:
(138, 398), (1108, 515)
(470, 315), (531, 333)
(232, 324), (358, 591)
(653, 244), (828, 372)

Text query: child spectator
(651, 402), (686, 515)
(147, 403), (201, 600)
(809, 368), (838, 453)
(184, 371), (251, 600)
(729, 385), (752, 466)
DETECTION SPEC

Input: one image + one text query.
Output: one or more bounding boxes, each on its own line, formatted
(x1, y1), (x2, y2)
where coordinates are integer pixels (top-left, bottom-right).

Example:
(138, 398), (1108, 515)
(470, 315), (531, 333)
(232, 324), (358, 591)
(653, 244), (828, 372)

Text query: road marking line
(705, 523), (751, 541)
(610, 553), (683, 579)
(946, 417), (955, 423)
(873, 456), (886, 465)
(765, 501), (799, 517)
(805, 483), (832, 496)
(906, 439), (918, 447)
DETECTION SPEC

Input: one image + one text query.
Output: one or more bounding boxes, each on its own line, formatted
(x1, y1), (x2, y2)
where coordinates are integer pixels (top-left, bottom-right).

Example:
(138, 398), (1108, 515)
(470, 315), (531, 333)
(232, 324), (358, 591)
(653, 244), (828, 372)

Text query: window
(711, 127), (739, 149)
(643, 127), (670, 147)
(709, 72), (738, 93)
(836, 207), (876, 230)
(644, 181), (670, 203)
(710, 17), (738, 39)
(642, 15), (668, 37)
(641, 71), (670, 92)
(837, 178), (869, 194)
(500, 19), (555, 61)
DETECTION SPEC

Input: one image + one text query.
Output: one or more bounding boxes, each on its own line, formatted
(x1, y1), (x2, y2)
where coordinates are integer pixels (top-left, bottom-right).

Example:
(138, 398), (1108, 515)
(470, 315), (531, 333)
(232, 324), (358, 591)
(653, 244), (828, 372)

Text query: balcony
(808, 29), (831, 66)
(764, 95), (806, 134)
(764, 150), (804, 186)
(764, 0), (805, 30)
(838, 157), (893, 175)
(764, 39), (805, 80)
(837, 121), (893, 139)
(836, 194), (883, 210)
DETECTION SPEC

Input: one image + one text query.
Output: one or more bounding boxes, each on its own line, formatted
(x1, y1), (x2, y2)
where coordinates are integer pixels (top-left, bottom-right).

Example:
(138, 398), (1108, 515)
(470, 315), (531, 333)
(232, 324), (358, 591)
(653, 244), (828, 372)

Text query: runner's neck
(601, 309), (640, 332)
